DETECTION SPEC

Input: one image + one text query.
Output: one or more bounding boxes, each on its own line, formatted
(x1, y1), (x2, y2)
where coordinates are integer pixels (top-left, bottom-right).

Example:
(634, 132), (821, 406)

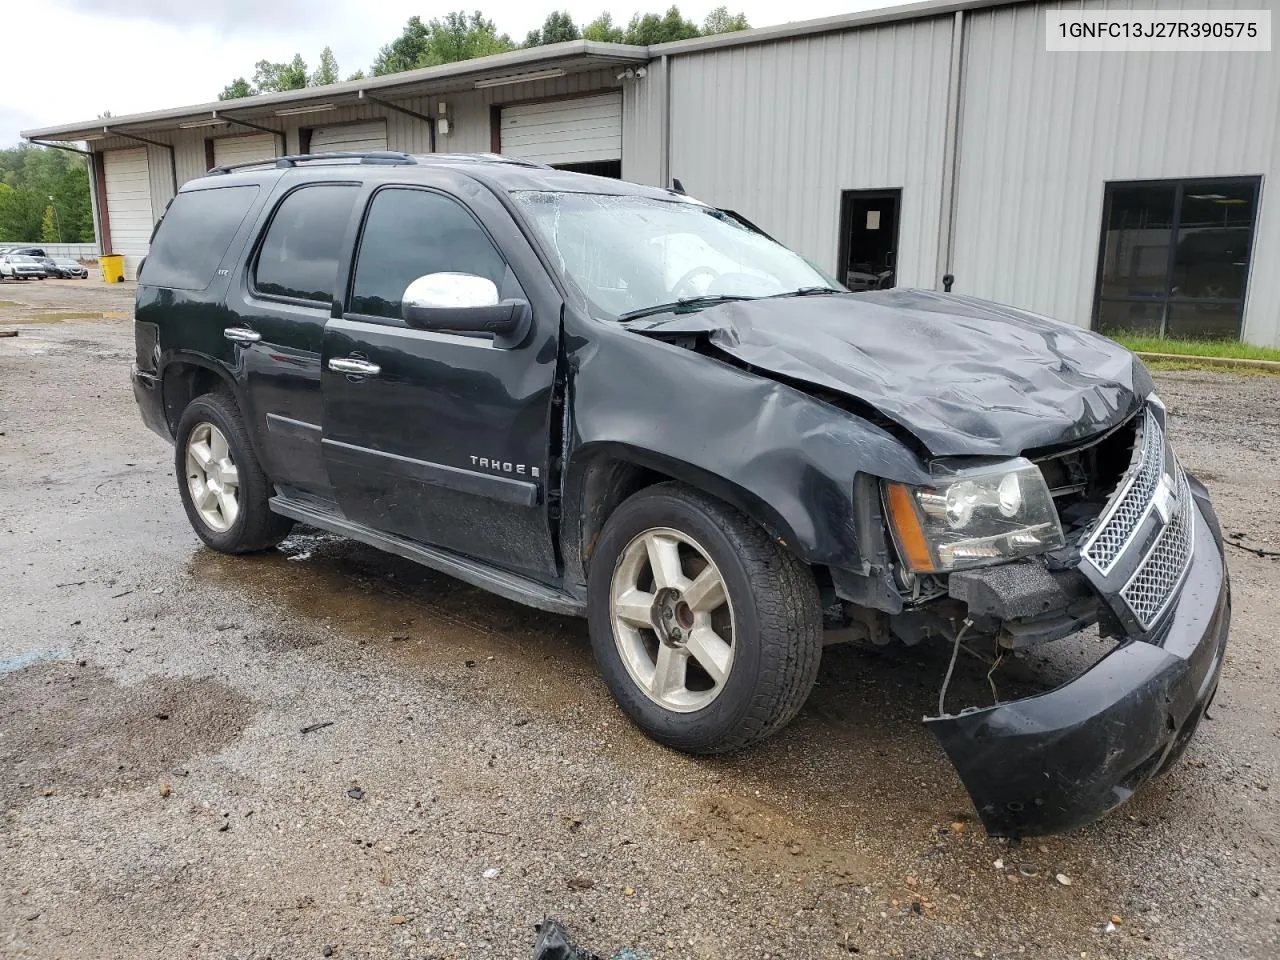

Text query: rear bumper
(131, 364), (172, 442)
(926, 483), (1229, 836)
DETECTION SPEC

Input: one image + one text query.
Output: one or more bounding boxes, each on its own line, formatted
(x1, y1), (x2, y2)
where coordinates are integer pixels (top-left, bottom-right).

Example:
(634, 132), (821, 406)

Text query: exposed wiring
(1225, 538), (1280, 558)
(986, 651), (1005, 705)
(936, 617), (974, 717)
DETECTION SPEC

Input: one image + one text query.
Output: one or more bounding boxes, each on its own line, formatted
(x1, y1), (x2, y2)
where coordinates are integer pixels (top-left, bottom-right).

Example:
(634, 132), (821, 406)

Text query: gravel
(1, 281), (1277, 959)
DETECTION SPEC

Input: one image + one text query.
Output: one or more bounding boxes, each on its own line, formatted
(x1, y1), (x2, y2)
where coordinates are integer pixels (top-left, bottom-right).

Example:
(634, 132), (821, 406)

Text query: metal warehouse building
(23, 0), (1278, 345)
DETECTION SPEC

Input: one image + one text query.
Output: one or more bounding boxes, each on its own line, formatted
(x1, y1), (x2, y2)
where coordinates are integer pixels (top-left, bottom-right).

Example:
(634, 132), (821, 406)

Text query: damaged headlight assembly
(883, 459), (1065, 573)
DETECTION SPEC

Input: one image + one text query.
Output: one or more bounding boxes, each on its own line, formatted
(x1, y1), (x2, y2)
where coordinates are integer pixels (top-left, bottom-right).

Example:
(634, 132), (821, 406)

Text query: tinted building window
(1095, 178), (1259, 340)
(350, 188), (506, 319)
(141, 185), (259, 290)
(255, 184), (358, 303)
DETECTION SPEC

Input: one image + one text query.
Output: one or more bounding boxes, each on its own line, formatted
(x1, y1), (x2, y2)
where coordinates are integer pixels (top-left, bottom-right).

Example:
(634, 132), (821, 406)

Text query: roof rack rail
(208, 150), (420, 175)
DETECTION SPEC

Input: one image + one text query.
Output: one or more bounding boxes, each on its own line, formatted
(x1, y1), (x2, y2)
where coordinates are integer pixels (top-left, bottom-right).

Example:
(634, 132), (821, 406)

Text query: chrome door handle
(223, 327), (261, 344)
(328, 357), (381, 376)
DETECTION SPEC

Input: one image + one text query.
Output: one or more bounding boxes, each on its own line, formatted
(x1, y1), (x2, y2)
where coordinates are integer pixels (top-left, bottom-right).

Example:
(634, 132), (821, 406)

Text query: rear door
(320, 175), (560, 578)
(226, 180), (361, 499)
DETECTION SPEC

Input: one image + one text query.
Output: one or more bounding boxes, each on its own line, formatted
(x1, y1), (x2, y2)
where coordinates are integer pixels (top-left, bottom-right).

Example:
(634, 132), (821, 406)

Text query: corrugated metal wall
(662, 19), (955, 284)
(952, 0), (1278, 344)
(622, 59), (665, 186)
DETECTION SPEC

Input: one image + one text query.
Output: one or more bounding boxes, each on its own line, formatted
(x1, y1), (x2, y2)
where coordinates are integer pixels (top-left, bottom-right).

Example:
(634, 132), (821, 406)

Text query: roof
(21, 41), (648, 142)
(23, 0), (1035, 143)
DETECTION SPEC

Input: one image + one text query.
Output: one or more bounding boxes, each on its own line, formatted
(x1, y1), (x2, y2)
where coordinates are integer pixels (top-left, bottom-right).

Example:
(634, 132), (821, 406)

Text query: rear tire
(174, 393), (293, 553)
(587, 482), (822, 754)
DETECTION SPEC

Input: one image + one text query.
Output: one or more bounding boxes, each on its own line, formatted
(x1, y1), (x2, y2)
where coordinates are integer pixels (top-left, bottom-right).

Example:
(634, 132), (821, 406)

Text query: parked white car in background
(0, 254), (48, 280)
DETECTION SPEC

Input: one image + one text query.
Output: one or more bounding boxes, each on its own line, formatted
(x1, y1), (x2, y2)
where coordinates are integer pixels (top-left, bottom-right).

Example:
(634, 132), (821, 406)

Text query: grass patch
(1107, 332), (1280, 363)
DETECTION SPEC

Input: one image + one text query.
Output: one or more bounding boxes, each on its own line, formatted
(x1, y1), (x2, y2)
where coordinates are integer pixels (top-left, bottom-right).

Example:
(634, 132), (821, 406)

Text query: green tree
(252, 54), (310, 92)
(372, 12), (515, 75)
(0, 146), (92, 243)
(346, 69), (366, 82)
(582, 12), (625, 42)
(526, 10), (580, 46)
(41, 205), (59, 242)
(623, 6), (701, 45)
(372, 16), (430, 75)
(218, 77), (256, 100)
(311, 46), (340, 85)
(702, 6), (749, 33)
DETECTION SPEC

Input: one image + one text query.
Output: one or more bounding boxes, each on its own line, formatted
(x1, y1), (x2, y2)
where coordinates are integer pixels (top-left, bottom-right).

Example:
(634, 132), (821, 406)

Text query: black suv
(132, 152), (1229, 835)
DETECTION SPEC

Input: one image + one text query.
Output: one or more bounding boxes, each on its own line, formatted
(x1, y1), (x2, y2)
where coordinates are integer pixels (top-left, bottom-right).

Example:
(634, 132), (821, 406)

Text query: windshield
(511, 191), (837, 319)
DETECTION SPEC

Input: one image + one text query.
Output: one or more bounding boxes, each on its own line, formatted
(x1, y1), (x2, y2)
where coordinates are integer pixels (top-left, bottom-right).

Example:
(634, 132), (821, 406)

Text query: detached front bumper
(926, 483), (1229, 836)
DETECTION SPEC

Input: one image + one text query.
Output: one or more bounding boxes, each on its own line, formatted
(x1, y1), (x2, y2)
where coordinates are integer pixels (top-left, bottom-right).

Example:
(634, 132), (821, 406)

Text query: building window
(1094, 178), (1260, 340)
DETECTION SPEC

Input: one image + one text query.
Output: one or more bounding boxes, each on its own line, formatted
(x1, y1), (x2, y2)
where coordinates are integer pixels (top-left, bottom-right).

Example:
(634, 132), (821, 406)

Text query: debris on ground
(300, 720), (334, 734)
(1056, 873), (1073, 886)
(346, 787), (364, 801)
(483, 867), (501, 879)
(533, 919), (600, 960)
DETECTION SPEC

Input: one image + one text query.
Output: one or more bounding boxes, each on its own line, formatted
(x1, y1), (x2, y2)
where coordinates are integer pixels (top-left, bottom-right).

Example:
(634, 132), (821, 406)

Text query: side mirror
(401, 272), (531, 348)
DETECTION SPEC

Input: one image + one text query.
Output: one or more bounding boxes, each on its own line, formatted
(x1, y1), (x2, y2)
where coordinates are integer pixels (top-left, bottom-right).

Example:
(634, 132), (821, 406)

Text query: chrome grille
(1120, 466), (1195, 629)
(1083, 409), (1165, 574)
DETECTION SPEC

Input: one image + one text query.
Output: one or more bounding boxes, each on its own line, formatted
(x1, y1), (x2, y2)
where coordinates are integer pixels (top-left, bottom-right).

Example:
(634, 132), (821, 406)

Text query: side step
(269, 496), (586, 618)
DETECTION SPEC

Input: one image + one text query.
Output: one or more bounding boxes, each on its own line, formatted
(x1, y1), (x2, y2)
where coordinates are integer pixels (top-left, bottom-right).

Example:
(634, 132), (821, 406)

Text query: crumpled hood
(628, 289), (1152, 457)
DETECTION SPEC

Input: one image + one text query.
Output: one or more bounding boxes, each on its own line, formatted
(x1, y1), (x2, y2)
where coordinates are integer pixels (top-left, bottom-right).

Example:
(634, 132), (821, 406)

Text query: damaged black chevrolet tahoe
(132, 152), (1229, 836)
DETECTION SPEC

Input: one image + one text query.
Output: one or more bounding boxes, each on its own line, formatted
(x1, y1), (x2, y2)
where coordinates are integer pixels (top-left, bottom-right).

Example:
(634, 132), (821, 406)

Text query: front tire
(587, 482), (822, 754)
(174, 393), (293, 553)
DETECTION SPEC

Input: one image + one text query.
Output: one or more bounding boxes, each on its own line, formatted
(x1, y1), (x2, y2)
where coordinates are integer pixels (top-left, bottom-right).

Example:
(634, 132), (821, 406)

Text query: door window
(254, 184), (359, 303)
(349, 188), (507, 320)
(1094, 178), (1260, 339)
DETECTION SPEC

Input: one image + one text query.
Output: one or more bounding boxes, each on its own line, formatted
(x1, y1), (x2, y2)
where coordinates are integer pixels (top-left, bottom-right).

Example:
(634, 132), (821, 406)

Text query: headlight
(882, 459), (1065, 573)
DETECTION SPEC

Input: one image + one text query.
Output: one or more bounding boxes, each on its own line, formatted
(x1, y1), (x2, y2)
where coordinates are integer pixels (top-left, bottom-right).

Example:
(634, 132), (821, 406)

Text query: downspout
(936, 9), (966, 291)
(360, 91), (437, 153)
(660, 54), (672, 189)
(219, 113), (287, 156)
(29, 138), (102, 255)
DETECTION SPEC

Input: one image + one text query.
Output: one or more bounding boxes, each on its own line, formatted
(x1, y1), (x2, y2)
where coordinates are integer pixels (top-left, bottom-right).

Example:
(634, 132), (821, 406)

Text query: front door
(838, 189), (901, 291)
(320, 181), (560, 578)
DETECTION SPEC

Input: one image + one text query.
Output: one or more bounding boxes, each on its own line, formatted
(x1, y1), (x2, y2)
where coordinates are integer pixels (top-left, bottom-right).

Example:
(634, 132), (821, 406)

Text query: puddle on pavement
(0, 648), (69, 674)
(0, 662), (254, 810)
(17, 310), (130, 323)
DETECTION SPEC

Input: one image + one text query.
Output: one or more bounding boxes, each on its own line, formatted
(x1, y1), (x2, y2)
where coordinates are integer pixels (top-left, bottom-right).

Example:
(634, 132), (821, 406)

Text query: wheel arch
(159, 354), (242, 435)
(561, 442), (806, 594)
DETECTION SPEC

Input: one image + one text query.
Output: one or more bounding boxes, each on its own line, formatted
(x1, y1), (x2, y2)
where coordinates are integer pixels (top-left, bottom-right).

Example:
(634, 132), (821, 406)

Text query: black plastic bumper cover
(131, 364), (171, 442)
(926, 486), (1229, 836)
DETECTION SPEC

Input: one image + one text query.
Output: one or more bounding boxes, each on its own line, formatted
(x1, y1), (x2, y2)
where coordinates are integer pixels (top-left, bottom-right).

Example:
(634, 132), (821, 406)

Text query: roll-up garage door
(310, 120), (388, 153)
(500, 94), (622, 167)
(103, 147), (153, 278)
(213, 133), (278, 168)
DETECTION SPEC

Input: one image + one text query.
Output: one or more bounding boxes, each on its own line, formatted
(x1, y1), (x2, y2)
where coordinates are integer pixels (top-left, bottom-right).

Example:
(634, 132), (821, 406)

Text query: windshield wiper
(617, 294), (757, 322)
(769, 286), (844, 298)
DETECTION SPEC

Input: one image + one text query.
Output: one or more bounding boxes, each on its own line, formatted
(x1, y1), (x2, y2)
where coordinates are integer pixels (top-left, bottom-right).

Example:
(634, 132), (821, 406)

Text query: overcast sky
(8, 0), (881, 146)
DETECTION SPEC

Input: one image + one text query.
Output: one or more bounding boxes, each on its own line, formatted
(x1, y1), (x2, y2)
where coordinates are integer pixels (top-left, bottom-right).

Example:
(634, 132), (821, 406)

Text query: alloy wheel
(185, 422), (240, 533)
(609, 526), (736, 713)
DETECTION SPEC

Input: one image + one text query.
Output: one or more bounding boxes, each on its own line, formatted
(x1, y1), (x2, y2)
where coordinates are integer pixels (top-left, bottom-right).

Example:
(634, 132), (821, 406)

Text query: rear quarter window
(142, 185), (260, 290)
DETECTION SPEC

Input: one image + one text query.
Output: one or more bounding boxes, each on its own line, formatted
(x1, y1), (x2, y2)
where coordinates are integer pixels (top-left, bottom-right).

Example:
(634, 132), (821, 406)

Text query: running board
(269, 496), (585, 617)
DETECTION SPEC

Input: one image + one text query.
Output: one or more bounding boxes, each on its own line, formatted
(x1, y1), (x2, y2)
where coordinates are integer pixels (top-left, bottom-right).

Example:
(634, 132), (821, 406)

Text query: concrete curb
(1135, 351), (1280, 373)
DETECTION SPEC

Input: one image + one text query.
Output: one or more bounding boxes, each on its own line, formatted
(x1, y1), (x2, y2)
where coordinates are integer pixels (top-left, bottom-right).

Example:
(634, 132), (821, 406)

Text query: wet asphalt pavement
(1, 281), (1277, 960)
